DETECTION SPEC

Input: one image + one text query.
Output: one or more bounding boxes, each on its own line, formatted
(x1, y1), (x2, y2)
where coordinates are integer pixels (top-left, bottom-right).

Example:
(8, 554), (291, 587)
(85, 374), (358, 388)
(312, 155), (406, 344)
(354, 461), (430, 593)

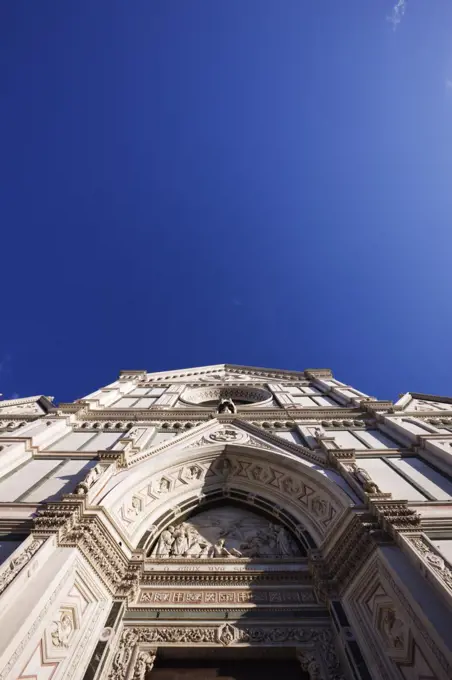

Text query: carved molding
(111, 621), (338, 648)
(115, 452), (345, 545)
(313, 514), (382, 597)
(107, 625), (344, 680)
(371, 501), (421, 535)
(131, 649), (157, 680)
(33, 501), (129, 594)
(0, 537), (44, 596)
(407, 535), (452, 593)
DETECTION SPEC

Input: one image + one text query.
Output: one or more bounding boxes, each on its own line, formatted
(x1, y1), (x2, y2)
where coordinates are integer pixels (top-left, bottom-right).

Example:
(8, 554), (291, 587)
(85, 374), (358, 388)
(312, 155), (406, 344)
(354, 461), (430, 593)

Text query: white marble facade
(0, 364), (451, 680)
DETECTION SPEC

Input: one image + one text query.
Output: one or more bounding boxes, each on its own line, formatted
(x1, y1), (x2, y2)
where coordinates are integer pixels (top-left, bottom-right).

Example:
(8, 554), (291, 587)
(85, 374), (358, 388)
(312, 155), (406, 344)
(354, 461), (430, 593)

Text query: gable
(396, 393), (452, 413)
(0, 396), (54, 416)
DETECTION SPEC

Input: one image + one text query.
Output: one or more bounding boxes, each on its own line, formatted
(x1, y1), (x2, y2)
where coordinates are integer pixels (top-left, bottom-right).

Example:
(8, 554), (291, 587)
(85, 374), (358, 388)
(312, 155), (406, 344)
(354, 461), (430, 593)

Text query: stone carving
(172, 525), (190, 556)
(379, 607), (406, 650)
(409, 536), (452, 591)
(131, 497), (141, 515)
(116, 451), (341, 539)
(182, 386), (270, 406)
(74, 463), (103, 495)
(251, 464), (265, 481)
(158, 477), (170, 493)
(139, 588), (315, 606)
(351, 464), (380, 494)
(212, 538), (242, 557)
(119, 624), (342, 650)
(378, 561), (452, 677)
(186, 465), (202, 480)
(108, 628), (138, 679)
(0, 538), (43, 596)
(64, 519), (128, 588)
(151, 506), (301, 558)
(217, 398), (237, 414)
(296, 650), (321, 680)
(208, 428), (244, 443)
(281, 476), (299, 494)
(217, 623), (236, 646)
(132, 650), (157, 680)
(153, 525), (175, 557)
(51, 611), (75, 648)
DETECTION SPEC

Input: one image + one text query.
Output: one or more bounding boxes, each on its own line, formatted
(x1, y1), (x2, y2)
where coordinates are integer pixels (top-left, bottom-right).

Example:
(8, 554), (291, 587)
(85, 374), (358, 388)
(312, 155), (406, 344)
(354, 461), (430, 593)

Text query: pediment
(126, 419), (325, 469)
(0, 395), (54, 416)
(140, 363), (309, 385)
(395, 393), (452, 413)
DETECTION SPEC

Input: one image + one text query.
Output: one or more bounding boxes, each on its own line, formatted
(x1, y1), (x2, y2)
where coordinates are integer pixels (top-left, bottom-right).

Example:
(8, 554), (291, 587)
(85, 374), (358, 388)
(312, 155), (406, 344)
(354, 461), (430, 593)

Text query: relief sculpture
(151, 506), (301, 558)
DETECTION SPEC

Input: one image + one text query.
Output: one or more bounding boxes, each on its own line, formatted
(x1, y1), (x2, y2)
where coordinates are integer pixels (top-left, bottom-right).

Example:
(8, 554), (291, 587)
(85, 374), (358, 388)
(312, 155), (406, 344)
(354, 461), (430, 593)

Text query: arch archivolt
(104, 443), (352, 548)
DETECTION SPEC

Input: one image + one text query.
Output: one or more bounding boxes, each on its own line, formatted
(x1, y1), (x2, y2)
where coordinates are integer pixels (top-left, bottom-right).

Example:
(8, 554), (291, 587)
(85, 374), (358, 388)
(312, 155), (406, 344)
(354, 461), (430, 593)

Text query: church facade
(0, 364), (451, 680)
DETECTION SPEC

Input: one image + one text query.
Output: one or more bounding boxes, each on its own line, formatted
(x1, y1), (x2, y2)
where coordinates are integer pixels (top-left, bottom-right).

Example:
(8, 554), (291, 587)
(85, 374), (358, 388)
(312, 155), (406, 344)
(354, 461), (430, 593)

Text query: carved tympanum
(151, 506), (301, 558)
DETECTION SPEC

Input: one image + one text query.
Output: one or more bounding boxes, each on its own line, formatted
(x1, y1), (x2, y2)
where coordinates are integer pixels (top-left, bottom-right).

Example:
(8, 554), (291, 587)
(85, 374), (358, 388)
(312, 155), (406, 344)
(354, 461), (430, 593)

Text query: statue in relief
(352, 465), (380, 494)
(217, 398), (236, 414)
(152, 525), (175, 558)
(150, 506), (302, 559)
(172, 525), (189, 556)
(74, 463), (103, 495)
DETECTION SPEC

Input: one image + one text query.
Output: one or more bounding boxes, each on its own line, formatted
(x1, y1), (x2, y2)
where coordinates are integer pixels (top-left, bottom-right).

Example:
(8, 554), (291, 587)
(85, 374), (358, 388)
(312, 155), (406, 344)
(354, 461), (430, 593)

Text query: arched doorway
(102, 438), (351, 679)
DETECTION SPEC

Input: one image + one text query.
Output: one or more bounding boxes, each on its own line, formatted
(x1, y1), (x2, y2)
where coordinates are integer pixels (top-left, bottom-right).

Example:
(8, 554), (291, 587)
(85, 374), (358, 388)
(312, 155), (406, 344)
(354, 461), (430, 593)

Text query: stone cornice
(370, 499), (421, 535)
(0, 395), (54, 409)
(32, 497), (135, 594)
(139, 571), (311, 586)
(310, 511), (384, 598)
(304, 369), (334, 379)
(359, 400), (401, 413)
(409, 392), (452, 404)
(57, 406), (368, 420)
(308, 501), (421, 598)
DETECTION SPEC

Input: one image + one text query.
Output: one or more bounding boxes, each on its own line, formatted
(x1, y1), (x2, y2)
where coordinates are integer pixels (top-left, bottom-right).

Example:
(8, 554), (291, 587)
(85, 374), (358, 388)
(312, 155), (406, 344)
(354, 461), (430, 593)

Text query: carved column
(296, 631), (346, 680)
(296, 649), (322, 679)
(108, 628), (138, 679)
(131, 649), (157, 680)
(107, 627), (157, 680)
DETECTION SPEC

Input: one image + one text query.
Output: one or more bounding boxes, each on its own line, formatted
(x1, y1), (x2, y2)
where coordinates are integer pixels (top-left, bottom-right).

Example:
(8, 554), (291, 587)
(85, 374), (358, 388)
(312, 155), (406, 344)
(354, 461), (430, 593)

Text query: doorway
(149, 647), (307, 679)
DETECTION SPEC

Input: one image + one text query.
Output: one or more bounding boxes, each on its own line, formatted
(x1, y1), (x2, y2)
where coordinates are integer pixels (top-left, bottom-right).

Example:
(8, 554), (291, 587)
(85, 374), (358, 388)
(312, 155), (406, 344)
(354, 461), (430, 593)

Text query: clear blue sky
(1, 1), (452, 403)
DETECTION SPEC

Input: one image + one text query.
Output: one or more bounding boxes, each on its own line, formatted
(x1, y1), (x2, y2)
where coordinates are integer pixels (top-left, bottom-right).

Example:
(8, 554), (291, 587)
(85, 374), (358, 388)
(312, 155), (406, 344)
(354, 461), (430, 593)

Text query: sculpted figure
(275, 526), (293, 556)
(172, 525), (189, 556)
(353, 465), (380, 494)
(184, 527), (204, 557)
(211, 538), (241, 558)
(198, 541), (211, 558)
(51, 613), (73, 648)
(74, 463), (103, 495)
(217, 398), (236, 414)
(153, 525), (175, 558)
(186, 465), (201, 480)
(133, 650), (156, 680)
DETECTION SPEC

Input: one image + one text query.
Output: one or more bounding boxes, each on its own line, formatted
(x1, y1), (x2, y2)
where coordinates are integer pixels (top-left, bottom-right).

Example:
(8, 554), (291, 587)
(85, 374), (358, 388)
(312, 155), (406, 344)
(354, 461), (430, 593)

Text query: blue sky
(1, 1), (452, 403)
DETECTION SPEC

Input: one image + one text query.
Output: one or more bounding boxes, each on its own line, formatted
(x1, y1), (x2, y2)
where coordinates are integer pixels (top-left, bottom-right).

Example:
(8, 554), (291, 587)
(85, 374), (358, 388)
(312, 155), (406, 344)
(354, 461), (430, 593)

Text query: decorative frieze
(107, 624), (344, 680)
(137, 586), (316, 607)
(113, 622), (336, 647)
